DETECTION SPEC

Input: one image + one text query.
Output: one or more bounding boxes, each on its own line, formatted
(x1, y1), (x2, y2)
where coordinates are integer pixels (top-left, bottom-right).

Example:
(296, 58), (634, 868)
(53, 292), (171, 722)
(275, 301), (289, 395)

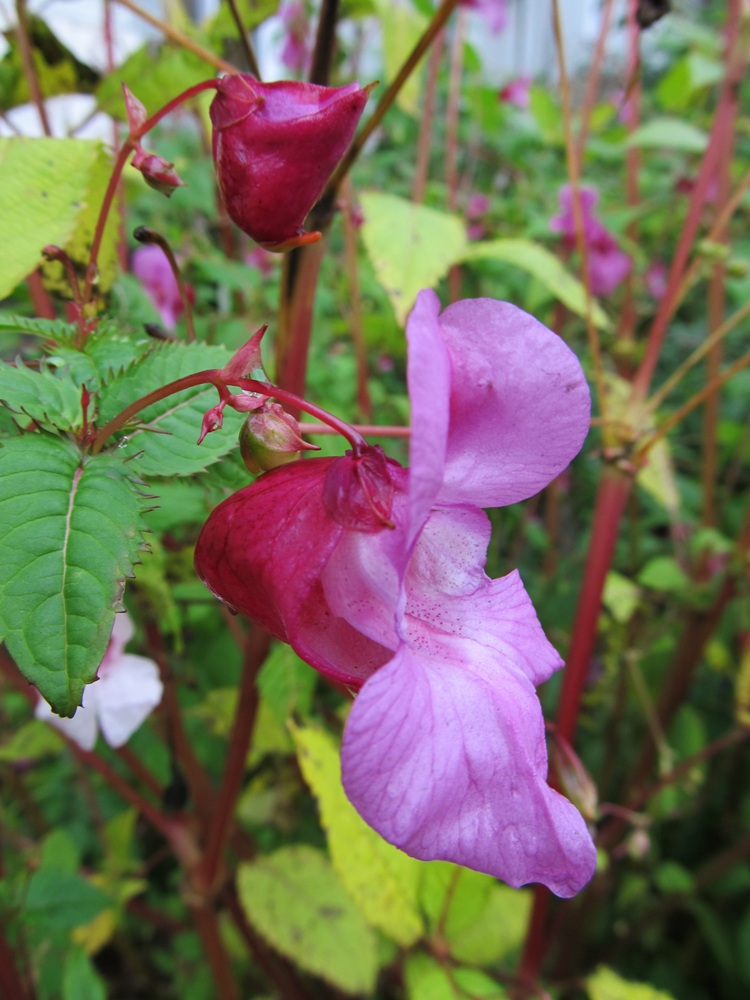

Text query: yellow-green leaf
(360, 191), (468, 324)
(290, 721), (424, 946)
(237, 845), (378, 995)
(0, 137), (102, 301)
(375, 0), (427, 117)
(461, 238), (611, 330)
(587, 966), (677, 1000)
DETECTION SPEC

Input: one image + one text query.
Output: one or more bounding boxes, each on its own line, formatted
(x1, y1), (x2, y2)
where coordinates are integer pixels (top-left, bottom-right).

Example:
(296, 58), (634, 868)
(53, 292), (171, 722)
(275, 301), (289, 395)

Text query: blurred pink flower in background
(279, 1), (313, 75)
(499, 75), (531, 109)
(461, 0), (508, 34)
(35, 613), (163, 750)
(550, 184), (632, 296)
(645, 261), (668, 300)
(131, 244), (186, 329)
(245, 246), (278, 277)
(466, 192), (491, 241)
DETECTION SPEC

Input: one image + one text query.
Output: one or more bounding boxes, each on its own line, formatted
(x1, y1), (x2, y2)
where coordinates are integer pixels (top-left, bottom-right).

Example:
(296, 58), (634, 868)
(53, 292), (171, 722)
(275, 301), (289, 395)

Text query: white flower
(35, 613), (163, 751)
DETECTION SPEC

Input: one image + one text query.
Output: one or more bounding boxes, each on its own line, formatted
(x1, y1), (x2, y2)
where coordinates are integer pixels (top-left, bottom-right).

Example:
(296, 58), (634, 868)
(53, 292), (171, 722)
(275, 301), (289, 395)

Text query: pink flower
(210, 75), (372, 251)
(131, 244), (185, 329)
(279, 1), (312, 76)
(466, 192), (491, 241)
(550, 185), (632, 296)
(499, 75), (531, 110)
(461, 0), (508, 34)
(35, 613), (163, 750)
(645, 261), (668, 300)
(195, 291), (596, 896)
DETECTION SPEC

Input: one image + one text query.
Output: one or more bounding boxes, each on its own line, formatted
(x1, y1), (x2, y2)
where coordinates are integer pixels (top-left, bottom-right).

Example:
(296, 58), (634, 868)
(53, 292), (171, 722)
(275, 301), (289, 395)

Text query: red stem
(91, 367), (369, 455)
(25, 272), (55, 319)
(519, 466), (632, 983)
(0, 924), (33, 1000)
(341, 178), (372, 420)
(82, 79), (220, 308)
(575, 0), (616, 159)
(196, 627), (271, 894)
(412, 32), (444, 204)
(632, 0), (746, 400)
(15, 0), (51, 136)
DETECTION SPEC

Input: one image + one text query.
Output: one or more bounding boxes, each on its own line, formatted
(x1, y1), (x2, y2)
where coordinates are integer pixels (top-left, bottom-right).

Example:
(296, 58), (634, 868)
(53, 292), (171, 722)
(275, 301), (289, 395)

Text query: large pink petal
(405, 289), (452, 553)
(426, 297), (591, 508)
(342, 643), (596, 897)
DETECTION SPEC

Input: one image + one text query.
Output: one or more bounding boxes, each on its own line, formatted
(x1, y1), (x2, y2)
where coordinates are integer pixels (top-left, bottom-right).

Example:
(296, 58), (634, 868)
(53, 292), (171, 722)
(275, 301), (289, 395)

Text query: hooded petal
(95, 654), (164, 748)
(342, 642), (596, 897)
(195, 457), (393, 687)
(406, 296), (591, 509)
(211, 76), (370, 247)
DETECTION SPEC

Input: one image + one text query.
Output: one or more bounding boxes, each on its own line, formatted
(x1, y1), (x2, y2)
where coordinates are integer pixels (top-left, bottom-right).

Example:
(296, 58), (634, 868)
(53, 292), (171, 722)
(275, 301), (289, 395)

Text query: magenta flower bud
(238, 403), (318, 473)
(210, 75), (373, 251)
(131, 148), (185, 198)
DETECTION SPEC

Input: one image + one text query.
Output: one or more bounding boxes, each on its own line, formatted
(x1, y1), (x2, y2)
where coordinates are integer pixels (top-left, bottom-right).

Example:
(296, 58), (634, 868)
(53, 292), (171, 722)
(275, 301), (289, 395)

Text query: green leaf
(637, 556), (690, 595)
(360, 191), (468, 324)
(257, 644), (317, 724)
(96, 44), (211, 118)
(0, 720), (63, 763)
(419, 863), (531, 965)
(237, 845), (378, 995)
(602, 572), (641, 625)
(0, 313), (76, 341)
(290, 722), (424, 946)
(375, 0), (427, 117)
(637, 438), (680, 517)
(0, 434), (147, 715)
(0, 137), (103, 300)
(587, 965), (677, 1000)
(626, 117), (708, 153)
(63, 948), (107, 1000)
(96, 342), (244, 477)
(40, 142), (119, 298)
(404, 953), (507, 1000)
(461, 238), (611, 329)
(24, 868), (111, 933)
(205, 0), (278, 50)
(0, 358), (83, 431)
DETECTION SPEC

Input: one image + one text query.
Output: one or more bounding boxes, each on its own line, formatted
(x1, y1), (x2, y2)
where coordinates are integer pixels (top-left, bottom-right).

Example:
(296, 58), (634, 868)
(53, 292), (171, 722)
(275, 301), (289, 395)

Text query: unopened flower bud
(210, 75), (373, 251)
(549, 731), (599, 822)
(131, 148), (185, 198)
(239, 402), (318, 473)
(198, 402), (226, 445)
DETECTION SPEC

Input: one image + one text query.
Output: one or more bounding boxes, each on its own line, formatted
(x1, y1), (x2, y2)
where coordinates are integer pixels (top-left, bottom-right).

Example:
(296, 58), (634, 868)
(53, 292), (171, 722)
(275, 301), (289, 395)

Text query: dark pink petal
(406, 294), (591, 510)
(341, 643), (596, 897)
(194, 457), (392, 687)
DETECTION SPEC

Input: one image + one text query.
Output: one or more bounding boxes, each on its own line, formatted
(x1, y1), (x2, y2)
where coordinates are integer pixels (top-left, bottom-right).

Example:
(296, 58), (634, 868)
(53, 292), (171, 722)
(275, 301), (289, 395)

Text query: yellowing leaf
(0, 137), (102, 300)
(237, 845), (378, 995)
(290, 721), (424, 946)
(360, 191), (468, 324)
(461, 238), (611, 330)
(587, 965), (677, 1000)
(375, 0), (427, 117)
